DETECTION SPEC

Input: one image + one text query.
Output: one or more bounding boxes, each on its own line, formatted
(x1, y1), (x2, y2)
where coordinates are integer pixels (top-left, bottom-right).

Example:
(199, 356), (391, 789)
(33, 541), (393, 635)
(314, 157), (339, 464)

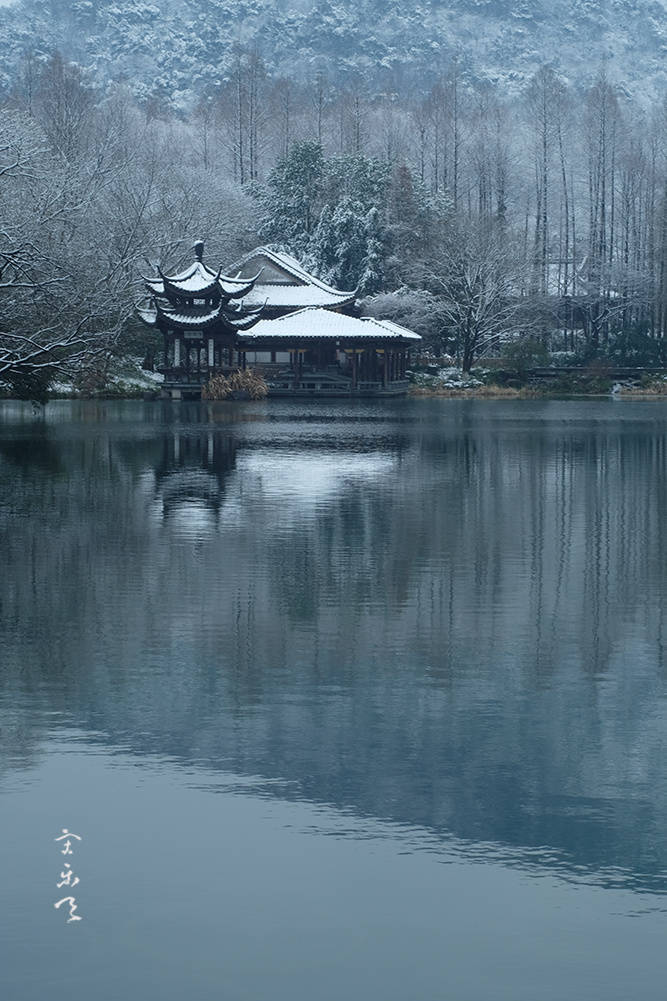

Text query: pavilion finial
(193, 239), (204, 262)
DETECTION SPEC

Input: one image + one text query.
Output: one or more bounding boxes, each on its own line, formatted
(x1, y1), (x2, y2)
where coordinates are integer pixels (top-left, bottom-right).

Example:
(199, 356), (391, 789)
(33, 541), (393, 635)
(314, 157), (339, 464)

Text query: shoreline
(408, 383), (667, 400)
(3, 383), (667, 404)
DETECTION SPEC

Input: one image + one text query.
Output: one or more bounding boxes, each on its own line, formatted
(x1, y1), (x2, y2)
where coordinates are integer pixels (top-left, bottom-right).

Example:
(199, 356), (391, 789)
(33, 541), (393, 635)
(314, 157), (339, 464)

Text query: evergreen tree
(260, 140), (325, 253)
(357, 207), (385, 296)
(324, 154), (389, 214)
(307, 204), (337, 280)
(328, 197), (368, 290)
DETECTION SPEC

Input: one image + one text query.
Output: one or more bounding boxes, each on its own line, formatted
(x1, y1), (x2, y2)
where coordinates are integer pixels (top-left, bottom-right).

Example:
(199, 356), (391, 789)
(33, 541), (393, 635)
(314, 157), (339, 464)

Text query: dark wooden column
(293, 344), (301, 388)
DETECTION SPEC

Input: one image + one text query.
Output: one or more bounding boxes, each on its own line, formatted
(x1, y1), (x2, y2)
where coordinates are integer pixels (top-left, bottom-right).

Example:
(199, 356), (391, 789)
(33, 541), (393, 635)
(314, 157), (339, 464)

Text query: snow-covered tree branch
(414, 227), (534, 371)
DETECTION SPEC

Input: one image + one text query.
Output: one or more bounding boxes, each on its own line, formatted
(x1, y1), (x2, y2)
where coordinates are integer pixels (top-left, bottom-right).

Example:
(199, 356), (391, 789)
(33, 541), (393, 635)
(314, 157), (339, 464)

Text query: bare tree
(525, 67), (566, 296)
(34, 52), (93, 161)
(583, 67), (620, 346)
(217, 48), (270, 184)
(1, 107), (147, 397)
(416, 225), (531, 372)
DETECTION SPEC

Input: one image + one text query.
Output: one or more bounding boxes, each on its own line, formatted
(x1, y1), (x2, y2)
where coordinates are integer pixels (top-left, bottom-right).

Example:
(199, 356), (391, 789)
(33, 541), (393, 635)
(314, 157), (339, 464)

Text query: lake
(1, 397), (667, 1000)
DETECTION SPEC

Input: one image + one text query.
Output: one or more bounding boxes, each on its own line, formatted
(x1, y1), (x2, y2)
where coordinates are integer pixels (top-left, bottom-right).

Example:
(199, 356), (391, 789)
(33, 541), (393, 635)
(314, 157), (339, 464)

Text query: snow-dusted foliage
(0, 93), (261, 397)
(0, 0), (665, 106)
(360, 289), (447, 346)
(408, 367), (484, 390)
(260, 143), (454, 293)
(0, 105), (132, 398)
(259, 143), (390, 291)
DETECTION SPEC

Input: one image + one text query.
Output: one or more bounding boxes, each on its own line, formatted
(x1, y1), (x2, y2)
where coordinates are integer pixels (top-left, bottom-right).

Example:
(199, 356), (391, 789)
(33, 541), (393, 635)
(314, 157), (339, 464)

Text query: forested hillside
(1, 0), (666, 107)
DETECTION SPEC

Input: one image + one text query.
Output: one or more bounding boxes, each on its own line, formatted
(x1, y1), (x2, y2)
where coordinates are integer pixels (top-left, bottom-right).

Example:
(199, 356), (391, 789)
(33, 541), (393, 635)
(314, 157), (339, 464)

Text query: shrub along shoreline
(407, 362), (667, 399)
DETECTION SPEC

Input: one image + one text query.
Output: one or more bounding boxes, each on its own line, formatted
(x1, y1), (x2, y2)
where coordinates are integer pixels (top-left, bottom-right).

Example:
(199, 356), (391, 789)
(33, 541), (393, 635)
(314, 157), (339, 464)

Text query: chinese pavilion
(137, 240), (263, 399)
(138, 242), (421, 398)
(239, 308), (419, 395)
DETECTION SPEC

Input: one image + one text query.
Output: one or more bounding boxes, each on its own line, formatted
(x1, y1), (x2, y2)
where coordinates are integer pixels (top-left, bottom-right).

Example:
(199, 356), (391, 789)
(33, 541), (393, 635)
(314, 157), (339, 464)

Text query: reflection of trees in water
(1, 402), (667, 889)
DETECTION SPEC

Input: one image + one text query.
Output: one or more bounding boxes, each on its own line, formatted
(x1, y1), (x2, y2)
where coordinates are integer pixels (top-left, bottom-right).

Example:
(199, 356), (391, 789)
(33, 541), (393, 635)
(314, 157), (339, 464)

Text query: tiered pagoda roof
(138, 241), (264, 334)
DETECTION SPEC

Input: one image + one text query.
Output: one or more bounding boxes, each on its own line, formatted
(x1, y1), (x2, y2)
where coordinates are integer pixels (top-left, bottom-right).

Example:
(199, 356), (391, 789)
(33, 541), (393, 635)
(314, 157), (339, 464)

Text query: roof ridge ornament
(193, 240), (204, 262)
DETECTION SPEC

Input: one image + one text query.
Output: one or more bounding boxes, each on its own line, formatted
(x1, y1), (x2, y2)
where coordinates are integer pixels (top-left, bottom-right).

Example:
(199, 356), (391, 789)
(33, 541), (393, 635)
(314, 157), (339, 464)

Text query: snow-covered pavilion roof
(144, 239), (261, 300)
(137, 241), (264, 333)
(151, 299), (262, 332)
(137, 304), (158, 326)
(229, 247), (356, 310)
(145, 262), (259, 300)
(363, 318), (421, 340)
(155, 301), (226, 330)
(238, 308), (421, 344)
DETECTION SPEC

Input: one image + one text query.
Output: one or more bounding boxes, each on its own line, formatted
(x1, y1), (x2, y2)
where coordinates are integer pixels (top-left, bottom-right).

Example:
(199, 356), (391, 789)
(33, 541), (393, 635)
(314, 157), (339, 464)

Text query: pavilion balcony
(157, 362), (410, 399)
(261, 367), (409, 397)
(157, 364), (237, 385)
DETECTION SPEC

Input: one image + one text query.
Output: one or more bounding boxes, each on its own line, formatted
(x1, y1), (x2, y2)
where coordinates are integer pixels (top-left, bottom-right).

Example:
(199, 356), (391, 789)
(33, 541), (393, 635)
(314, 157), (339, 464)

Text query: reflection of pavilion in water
(155, 432), (239, 524)
(152, 425), (413, 535)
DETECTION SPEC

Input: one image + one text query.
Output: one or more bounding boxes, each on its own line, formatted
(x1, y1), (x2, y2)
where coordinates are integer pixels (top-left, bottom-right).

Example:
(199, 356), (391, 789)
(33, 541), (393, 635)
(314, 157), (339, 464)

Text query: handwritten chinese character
(54, 829), (82, 856)
(54, 897), (82, 923)
(56, 863), (80, 889)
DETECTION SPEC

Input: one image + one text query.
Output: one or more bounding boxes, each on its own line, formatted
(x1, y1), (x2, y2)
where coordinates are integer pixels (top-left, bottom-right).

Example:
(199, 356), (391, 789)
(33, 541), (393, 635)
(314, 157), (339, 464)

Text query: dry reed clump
(202, 369), (269, 400)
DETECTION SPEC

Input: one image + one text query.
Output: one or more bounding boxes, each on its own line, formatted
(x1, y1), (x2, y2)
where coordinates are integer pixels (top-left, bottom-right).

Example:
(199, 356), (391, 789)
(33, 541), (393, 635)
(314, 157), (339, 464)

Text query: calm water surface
(1, 398), (667, 1000)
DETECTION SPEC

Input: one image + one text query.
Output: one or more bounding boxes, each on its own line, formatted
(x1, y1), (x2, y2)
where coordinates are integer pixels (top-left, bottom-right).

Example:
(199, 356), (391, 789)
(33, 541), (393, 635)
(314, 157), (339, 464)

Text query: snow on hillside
(0, 0), (665, 105)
